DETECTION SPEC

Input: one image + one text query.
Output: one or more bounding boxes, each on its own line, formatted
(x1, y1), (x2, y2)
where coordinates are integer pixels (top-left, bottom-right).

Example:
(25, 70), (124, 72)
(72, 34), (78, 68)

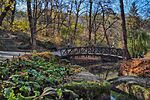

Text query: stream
(70, 56), (120, 80)
(70, 56), (120, 100)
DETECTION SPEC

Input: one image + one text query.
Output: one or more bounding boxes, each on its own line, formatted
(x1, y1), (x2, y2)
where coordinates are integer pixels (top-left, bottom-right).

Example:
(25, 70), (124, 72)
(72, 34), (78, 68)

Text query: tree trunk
(89, 0), (92, 45)
(120, 0), (131, 59)
(10, 0), (16, 25)
(0, 0), (14, 26)
(27, 0), (37, 49)
(45, 1), (49, 36)
(57, 12), (60, 35)
(27, 0), (33, 34)
(73, 14), (79, 44)
(104, 30), (110, 47)
(94, 30), (97, 44)
(68, 2), (73, 44)
(31, 19), (37, 49)
(31, 31), (37, 49)
(53, 17), (56, 34)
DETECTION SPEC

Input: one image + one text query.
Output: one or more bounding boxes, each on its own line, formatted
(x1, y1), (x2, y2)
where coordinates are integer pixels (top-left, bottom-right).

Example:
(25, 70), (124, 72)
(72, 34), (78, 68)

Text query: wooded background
(0, 0), (150, 58)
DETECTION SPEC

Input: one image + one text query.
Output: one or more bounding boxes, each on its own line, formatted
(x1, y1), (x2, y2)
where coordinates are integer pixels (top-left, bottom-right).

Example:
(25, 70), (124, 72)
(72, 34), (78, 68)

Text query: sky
(114, 0), (150, 18)
(16, 0), (150, 18)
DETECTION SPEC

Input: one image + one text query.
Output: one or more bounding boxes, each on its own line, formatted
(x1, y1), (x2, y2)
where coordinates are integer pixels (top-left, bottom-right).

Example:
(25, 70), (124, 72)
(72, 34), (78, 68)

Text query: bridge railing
(58, 46), (126, 58)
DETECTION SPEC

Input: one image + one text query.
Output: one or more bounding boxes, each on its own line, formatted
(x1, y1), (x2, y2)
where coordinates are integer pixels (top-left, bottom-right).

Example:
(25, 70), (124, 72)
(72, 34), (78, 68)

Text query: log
(108, 76), (150, 88)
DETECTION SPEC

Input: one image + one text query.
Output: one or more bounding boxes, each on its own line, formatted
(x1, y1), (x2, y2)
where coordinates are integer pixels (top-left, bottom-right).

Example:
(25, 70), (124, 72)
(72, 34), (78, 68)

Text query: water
(111, 96), (116, 100)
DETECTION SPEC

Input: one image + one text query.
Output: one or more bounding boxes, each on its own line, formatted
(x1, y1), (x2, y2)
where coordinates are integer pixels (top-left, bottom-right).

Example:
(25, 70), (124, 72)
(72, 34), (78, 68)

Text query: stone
(72, 71), (101, 82)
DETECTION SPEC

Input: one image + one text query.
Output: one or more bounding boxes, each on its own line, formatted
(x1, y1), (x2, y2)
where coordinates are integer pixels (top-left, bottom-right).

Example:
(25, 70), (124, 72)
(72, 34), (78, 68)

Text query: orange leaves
(120, 58), (150, 77)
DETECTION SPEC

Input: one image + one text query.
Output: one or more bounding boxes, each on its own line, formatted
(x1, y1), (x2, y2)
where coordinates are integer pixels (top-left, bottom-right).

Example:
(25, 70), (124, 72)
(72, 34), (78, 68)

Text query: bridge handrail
(58, 46), (125, 51)
(58, 46), (126, 58)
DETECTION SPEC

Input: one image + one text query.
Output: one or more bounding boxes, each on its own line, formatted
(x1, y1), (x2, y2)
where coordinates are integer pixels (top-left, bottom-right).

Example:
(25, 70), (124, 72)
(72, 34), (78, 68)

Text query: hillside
(0, 30), (56, 51)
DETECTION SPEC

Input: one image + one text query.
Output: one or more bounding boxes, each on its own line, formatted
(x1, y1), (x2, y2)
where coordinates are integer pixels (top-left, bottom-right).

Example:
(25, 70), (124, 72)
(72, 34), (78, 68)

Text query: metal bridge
(55, 46), (126, 59)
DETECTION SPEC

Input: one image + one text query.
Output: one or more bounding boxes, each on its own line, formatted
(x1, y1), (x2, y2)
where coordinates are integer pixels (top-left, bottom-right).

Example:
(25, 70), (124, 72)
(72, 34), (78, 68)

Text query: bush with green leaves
(128, 30), (150, 58)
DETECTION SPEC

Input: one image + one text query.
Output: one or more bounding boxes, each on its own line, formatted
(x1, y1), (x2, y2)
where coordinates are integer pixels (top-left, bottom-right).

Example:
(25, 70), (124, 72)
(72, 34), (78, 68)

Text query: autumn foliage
(120, 58), (150, 77)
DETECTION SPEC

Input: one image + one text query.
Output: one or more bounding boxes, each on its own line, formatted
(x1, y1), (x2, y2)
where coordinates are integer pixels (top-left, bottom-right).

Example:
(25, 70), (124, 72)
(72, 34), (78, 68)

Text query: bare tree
(70, 0), (85, 44)
(88, 1), (119, 46)
(26, 0), (48, 49)
(67, 0), (73, 43)
(92, 6), (101, 44)
(98, 1), (119, 47)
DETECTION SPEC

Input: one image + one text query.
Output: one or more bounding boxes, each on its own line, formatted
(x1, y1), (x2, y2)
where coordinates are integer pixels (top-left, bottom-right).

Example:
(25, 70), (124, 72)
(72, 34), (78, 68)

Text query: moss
(63, 81), (111, 99)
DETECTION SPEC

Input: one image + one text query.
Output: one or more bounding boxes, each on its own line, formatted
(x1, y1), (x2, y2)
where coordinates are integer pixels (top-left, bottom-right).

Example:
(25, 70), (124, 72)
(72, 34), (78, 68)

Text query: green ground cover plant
(0, 52), (110, 100)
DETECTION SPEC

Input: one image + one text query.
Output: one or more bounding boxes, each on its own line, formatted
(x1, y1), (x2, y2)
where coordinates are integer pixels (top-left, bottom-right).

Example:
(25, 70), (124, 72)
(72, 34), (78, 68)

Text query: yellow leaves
(18, 52), (54, 61)
(0, 0), (14, 13)
(69, 65), (86, 73)
(18, 72), (28, 75)
(36, 52), (53, 58)
(9, 19), (29, 32)
(18, 51), (59, 63)
(144, 51), (150, 58)
(52, 34), (62, 47)
(73, 68), (81, 73)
